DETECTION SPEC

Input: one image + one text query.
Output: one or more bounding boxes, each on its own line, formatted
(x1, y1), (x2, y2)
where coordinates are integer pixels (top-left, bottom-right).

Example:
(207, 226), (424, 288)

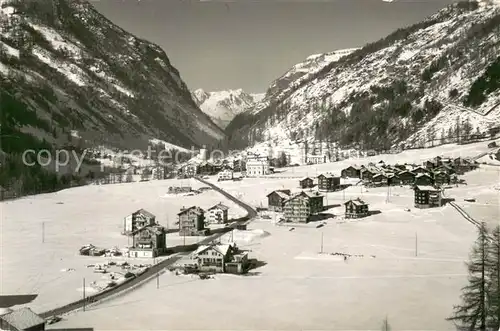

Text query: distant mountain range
(226, 0), (500, 151)
(191, 88), (264, 129)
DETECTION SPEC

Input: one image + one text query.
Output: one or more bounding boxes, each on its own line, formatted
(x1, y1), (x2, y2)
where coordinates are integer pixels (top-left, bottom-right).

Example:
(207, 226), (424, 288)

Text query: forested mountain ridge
(226, 1), (500, 151)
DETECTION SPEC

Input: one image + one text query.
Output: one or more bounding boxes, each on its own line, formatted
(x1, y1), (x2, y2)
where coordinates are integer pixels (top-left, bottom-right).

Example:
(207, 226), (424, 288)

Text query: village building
(344, 198), (369, 218)
(433, 156), (443, 167)
(0, 307), (46, 331)
(178, 206), (206, 236)
(180, 164), (198, 178)
(191, 243), (249, 274)
(246, 155), (270, 177)
(123, 209), (157, 234)
(414, 186), (442, 208)
(305, 153), (328, 164)
(233, 159), (246, 172)
(283, 191), (324, 223)
(168, 186), (191, 194)
(197, 162), (217, 176)
(411, 166), (429, 175)
(437, 163), (456, 175)
(397, 170), (416, 185)
(360, 167), (378, 181)
(317, 173), (340, 192)
(129, 225), (166, 258)
(423, 160), (437, 170)
(207, 203), (229, 224)
(341, 165), (362, 178)
(266, 189), (291, 212)
(433, 171), (451, 186)
(393, 164), (407, 171)
(217, 169), (233, 181)
(414, 173), (434, 186)
(299, 177), (314, 189)
(151, 166), (165, 180)
(371, 173), (388, 186)
(387, 174), (402, 186)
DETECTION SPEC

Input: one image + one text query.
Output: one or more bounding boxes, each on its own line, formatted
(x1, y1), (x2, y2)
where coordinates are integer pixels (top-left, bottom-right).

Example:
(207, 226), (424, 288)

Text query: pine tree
(448, 223), (490, 330)
(380, 317), (391, 331)
(486, 226), (500, 329)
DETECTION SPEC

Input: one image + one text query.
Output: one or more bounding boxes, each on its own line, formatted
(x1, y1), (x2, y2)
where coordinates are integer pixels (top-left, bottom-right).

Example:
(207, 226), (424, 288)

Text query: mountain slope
(0, 0), (225, 153)
(226, 1), (500, 151)
(191, 88), (264, 129)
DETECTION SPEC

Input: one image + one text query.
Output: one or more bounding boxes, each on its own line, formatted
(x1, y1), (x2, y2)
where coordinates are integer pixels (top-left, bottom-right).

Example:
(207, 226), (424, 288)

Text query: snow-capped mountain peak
(191, 88), (263, 129)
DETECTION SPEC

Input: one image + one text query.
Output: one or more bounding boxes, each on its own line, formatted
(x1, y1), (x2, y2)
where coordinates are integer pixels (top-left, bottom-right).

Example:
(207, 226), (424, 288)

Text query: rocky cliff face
(226, 1), (500, 151)
(191, 88), (264, 129)
(0, 0), (225, 153)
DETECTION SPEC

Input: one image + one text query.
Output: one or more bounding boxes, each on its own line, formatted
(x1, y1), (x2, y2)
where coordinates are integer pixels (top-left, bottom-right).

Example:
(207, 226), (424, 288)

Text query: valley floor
(0, 178), (246, 313)
(49, 145), (499, 330)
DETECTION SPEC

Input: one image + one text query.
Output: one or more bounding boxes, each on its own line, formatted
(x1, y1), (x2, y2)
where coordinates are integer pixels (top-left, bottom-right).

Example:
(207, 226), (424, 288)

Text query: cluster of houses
(266, 189), (371, 222)
(121, 203), (233, 258)
(339, 156), (478, 188)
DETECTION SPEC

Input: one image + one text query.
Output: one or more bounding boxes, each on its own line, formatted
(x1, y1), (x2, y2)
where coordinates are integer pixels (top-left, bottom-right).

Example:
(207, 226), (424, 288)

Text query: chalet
(168, 186), (191, 194)
(178, 206), (206, 236)
(192, 243), (249, 274)
(424, 160), (437, 170)
(217, 169), (233, 181)
(437, 164), (456, 175)
(233, 159), (246, 172)
(411, 166), (429, 175)
(414, 186), (442, 208)
(393, 164), (407, 171)
(360, 167), (376, 181)
(123, 209), (157, 234)
(372, 173), (388, 186)
(246, 155), (270, 177)
(266, 190), (291, 212)
(433, 156), (443, 167)
(151, 167), (165, 180)
(341, 165), (362, 178)
(344, 198), (369, 218)
(207, 203), (229, 224)
(305, 153), (328, 164)
(180, 164), (198, 178)
(283, 191), (324, 223)
(129, 225), (166, 258)
(388, 174), (402, 186)
(317, 173), (340, 192)
(414, 173), (434, 186)
(299, 177), (314, 189)
(197, 162), (216, 176)
(397, 171), (416, 185)
(0, 307), (46, 331)
(433, 171), (451, 186)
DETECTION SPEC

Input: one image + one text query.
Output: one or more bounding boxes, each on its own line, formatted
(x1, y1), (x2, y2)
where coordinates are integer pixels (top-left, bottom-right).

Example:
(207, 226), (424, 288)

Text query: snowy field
(51, 196), (476, 330)
(0, 178), (246, 313)
(47, 140), (500, 330)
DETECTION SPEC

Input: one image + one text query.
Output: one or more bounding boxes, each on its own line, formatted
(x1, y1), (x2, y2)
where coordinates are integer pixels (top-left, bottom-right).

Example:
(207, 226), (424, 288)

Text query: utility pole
(156, 272), (159, 289)
(320, 232), (324, 254)
(42, 222), (45, 243)
(83, 278), (86, 312)
(415, 232), (418, 257)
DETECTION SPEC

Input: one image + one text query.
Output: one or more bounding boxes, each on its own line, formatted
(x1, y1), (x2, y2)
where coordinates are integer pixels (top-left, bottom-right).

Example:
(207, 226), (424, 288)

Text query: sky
(92, 0), (456, 93)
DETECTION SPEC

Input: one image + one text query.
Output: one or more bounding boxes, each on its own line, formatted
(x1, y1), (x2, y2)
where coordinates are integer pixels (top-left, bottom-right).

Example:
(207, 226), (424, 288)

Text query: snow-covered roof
(415, 185), (439, 191)
(178, 206), (204, 216)
(344, 198), (367, 206)
(208, 203), (229, 211)
(415, 173), (432, 178)
(193, 244), (232, 256)
(266, 190), (291, 199)
(0, 308), (45, 330)
(133, 208), (155, 219)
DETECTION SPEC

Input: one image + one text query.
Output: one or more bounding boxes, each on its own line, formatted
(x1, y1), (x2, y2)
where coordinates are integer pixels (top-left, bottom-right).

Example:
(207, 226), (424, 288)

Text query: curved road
(40, 177), (256, 319)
